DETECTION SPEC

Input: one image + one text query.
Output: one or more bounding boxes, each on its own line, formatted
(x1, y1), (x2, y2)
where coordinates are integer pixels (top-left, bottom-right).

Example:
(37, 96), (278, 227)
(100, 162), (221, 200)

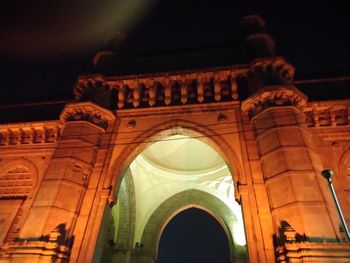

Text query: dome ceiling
(123, 134), (246, 247)
(141, 135), (225, 172)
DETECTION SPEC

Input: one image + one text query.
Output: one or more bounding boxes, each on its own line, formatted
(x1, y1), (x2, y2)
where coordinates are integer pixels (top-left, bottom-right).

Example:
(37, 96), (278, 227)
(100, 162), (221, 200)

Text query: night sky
(0, 0), (349, 104)
(1, 1), (349, 262)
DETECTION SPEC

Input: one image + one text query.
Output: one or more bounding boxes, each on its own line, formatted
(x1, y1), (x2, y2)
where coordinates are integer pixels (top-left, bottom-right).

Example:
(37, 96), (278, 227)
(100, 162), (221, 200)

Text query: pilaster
(1, 102), (115, 262)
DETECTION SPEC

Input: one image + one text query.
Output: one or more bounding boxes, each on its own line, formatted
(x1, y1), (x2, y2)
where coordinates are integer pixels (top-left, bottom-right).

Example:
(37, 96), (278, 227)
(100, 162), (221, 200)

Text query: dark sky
(0, 0), (349, 103)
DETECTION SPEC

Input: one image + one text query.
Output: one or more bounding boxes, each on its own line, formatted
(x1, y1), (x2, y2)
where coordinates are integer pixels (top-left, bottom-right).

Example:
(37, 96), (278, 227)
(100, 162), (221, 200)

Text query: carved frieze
(74, 66), (246, 109)
(73, 57), (298, 111)
(304, 100), (350, 127)
(0, 122), (61, 147)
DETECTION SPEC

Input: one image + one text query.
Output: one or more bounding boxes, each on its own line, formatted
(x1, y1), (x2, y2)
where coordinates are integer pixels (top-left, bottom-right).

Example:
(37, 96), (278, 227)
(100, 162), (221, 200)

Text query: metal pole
(321, 169), (350, 242)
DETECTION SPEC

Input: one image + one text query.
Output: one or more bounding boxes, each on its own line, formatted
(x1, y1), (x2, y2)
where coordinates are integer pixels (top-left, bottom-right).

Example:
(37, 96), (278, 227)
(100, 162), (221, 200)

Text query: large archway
(95, 130), (248, 263)
(106, 120), (245, 198)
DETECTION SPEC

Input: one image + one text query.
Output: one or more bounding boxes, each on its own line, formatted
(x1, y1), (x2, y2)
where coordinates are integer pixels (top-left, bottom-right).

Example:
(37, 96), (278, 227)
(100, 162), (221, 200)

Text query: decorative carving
(60, 102), (115, 130)
(0, 122), (60, 147)
(0, 166), (33, 197)
(74, 66), (244, 109)
(73, 77), (114, 109)
(304, 102), (350, 127)
(245, 57), (295, 95)
(1, 224), (72, 260)
(242, 85), (307, 118)
(217, 113), (228, 122)
(127, 119), (136, 129)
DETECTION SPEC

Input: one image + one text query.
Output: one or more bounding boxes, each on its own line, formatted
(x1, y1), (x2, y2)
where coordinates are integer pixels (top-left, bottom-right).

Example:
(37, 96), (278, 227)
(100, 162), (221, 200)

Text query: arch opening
(96, 130), (247, 262)
(157, 207), (230, 263)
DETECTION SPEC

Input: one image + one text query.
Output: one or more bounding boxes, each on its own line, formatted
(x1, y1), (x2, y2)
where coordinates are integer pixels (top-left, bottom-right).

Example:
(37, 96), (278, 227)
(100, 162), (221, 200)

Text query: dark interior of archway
(157, 208), (230, 263)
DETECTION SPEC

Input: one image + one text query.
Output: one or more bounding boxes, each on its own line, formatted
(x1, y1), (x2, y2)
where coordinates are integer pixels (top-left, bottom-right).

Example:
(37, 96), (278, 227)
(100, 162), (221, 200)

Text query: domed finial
(239, 15), (266, 36)
(104, 32), (127, 51)
(93, 32), (127, 74)
(238, 15), (276, 62)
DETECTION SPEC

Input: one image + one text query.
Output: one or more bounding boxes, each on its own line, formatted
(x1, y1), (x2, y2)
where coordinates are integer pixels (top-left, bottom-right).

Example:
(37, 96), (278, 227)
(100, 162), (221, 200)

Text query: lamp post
(321, 169), (350, 242)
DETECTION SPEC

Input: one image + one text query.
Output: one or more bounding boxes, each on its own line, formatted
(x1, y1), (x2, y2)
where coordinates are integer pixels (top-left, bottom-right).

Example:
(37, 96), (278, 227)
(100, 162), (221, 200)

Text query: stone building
(0, 16), (350, 262)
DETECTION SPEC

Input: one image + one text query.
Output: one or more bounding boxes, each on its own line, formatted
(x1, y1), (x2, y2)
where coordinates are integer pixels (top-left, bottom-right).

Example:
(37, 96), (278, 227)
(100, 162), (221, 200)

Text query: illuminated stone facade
(1, 16), (350, 263)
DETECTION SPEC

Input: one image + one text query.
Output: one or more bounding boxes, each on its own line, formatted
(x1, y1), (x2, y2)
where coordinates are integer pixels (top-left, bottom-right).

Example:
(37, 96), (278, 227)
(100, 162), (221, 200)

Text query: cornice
(73, 57), (294, 110)
(0, 121), (61, 147)
(303, 100), (350, 128)
(241, 85), (307, 118)
(60, 101), (115, 131)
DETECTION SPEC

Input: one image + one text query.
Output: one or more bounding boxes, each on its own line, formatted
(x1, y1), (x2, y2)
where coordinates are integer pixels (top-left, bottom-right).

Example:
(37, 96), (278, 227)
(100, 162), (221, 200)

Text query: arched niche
(0, 158), (39, 244)
(0, 158), (39, 197)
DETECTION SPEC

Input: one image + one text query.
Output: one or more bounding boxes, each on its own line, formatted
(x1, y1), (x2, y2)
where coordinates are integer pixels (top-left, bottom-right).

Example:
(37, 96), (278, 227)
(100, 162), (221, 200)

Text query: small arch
(140, 189), (247, 262)
(156, 204), (231, 255)
(0, 158), (39, 243)
(0, 158), (39, 198)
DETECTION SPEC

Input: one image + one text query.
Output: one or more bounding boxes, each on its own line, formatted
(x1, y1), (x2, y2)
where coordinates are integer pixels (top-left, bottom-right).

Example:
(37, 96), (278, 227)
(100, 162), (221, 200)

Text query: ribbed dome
(141, 135), (224, 173)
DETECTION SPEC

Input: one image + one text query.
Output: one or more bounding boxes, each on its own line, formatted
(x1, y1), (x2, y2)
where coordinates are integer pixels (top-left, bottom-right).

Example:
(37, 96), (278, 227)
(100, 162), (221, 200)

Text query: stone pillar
(2, 102), (115, 262)
(242, 85), (350, 261)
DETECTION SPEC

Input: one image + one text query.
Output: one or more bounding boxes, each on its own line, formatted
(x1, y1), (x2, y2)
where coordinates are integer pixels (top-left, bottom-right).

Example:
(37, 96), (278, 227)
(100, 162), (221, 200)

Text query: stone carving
(238, 15), (276, 63)
(74, 78), (115, 110)
(127, 120), (136, 129)
(0, 166), (33, 197)
(1, 224), (72, 261)
(74, 67), (244, 109)
(60, 101), (115, 130)
(304, 102), (350, 127)
(246, 58), (295, 93)
(74, 57), (297, 110)
(241, 85), (308, 118)
(0, 123), (60, 147)
(217, 113), (228, 122)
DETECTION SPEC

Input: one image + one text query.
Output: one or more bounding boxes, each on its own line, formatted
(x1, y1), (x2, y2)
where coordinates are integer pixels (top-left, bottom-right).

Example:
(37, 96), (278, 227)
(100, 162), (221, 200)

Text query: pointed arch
(105, 118), (244, 202)
(140, 189), (247, 261)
